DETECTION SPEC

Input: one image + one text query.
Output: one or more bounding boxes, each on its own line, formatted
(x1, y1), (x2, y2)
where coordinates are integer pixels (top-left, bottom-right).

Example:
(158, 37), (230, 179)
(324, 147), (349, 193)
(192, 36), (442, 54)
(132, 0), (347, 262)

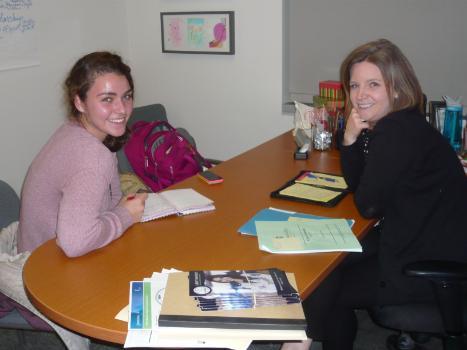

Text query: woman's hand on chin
(342, 108), (369, 146)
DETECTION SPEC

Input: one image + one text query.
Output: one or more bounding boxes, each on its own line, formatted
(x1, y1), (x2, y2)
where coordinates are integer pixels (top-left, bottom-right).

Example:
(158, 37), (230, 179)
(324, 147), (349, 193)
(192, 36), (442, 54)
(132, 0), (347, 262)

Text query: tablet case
(270, 170), (348, 207)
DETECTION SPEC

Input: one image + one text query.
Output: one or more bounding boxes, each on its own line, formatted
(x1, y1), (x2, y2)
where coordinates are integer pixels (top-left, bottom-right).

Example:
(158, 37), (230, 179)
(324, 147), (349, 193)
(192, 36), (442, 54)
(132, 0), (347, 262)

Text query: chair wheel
(386, 333), (425, 350)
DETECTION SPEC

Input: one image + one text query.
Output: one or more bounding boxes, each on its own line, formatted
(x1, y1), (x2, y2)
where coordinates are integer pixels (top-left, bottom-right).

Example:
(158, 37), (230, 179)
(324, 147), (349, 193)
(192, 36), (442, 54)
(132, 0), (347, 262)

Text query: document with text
(255, 219), (362, 254)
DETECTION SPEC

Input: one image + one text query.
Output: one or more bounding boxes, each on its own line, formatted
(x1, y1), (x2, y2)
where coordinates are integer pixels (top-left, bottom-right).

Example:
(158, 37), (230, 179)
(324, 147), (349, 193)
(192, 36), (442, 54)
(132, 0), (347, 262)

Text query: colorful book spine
(319, 80), (344, 100)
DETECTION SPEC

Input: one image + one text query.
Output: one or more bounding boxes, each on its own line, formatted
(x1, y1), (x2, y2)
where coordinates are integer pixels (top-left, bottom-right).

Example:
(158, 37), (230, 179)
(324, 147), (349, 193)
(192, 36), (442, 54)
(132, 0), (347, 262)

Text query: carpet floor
(0, 310), (442, 350)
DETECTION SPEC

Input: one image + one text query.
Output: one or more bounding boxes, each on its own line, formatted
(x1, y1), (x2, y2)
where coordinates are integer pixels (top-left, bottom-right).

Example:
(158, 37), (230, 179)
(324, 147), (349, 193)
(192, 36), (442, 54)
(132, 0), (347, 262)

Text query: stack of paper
(123, 269), (307, 349)
(238, 207), (361, 254)
(238, 207), (354, 236)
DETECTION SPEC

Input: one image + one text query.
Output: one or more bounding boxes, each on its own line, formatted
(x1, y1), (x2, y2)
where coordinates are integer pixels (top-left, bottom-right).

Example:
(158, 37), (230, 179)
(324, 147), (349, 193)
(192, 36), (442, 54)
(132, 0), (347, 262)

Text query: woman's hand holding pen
(342, 108), (369, 146)
(120, 193), (148, 223)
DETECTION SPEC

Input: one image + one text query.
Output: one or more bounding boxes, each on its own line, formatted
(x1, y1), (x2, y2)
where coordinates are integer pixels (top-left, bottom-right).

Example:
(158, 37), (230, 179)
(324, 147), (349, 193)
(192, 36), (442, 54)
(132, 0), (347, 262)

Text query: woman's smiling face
(74, 72), (134, 141)
(349, 61), (392, 127)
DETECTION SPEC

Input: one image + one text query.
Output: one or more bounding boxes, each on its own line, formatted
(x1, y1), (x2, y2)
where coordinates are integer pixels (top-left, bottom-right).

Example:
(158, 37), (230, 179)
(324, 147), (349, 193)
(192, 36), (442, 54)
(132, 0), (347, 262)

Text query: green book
(255, 219), (362, 254)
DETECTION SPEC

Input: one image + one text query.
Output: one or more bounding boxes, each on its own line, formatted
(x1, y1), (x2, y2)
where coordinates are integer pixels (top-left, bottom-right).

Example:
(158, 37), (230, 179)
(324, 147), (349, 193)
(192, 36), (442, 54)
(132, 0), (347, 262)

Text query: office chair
(0, 180), (53, 343)
(369, 260), (467, 350)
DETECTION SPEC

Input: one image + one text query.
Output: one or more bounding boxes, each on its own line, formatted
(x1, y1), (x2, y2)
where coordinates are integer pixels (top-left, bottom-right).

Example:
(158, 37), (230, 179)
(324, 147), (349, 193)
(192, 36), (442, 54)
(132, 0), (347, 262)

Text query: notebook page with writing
(160, 188), (215, 215)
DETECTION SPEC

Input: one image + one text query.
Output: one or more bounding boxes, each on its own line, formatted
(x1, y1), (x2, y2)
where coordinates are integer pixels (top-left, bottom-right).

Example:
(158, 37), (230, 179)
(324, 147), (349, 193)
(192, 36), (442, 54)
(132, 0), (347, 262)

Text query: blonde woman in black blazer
(299, 39), (467, 350)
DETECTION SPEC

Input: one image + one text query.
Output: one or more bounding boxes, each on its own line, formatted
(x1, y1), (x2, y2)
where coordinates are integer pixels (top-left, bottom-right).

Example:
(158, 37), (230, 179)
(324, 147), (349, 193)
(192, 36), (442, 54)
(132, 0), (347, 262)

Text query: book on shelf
(238, 207), (354, 236)
(270, 170), (348, 207)
(256, 219), (362, 254)
(141, 188), (215, 222)
(158, 271), (307, 331)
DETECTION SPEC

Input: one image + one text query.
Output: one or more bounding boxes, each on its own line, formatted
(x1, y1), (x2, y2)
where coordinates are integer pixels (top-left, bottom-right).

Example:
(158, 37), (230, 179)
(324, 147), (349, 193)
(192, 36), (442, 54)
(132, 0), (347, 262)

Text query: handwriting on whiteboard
(0, 0), (38, 71)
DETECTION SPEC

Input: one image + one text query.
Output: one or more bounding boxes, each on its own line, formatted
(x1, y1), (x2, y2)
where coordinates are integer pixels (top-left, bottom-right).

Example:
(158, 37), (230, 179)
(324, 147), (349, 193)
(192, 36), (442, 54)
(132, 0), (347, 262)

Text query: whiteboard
(0, 0), (38, 71)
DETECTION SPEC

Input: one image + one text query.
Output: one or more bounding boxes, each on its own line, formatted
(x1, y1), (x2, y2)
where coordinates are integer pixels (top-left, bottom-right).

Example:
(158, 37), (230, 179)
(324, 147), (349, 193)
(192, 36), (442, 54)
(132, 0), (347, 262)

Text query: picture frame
(428, 100), (446, 133)
(160, 11), (235, 55)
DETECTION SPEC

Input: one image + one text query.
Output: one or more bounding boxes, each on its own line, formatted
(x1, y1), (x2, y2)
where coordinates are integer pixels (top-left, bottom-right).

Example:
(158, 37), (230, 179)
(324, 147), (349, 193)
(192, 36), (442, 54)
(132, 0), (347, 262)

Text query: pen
(319, 176), (336, 183)
(337, 114), (345, 130)
(307, 172), (336, 183)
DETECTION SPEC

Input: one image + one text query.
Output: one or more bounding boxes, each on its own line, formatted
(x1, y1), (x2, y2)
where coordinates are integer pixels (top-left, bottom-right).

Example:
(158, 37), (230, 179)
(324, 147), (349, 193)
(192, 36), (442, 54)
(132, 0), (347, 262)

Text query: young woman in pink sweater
(18, 52), (147, 257)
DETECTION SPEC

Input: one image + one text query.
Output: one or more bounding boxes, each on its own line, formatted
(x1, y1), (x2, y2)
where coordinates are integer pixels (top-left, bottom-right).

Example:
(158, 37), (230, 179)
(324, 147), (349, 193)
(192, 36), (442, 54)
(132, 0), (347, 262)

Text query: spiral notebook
(141, 188), (215, 222)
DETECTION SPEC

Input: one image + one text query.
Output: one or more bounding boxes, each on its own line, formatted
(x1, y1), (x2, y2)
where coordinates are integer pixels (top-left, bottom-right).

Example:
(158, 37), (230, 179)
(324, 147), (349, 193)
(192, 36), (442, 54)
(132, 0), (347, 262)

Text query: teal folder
(238, 208), (354, 236)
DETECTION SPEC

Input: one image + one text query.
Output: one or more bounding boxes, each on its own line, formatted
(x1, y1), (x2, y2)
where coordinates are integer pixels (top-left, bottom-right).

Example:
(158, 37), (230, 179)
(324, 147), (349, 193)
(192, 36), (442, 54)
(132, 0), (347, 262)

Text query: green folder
(255, 219), (362, 254)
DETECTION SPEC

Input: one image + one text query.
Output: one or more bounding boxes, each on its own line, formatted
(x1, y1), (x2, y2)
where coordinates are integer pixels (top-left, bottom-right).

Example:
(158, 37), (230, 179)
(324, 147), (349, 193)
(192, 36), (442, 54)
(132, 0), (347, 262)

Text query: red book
(319, 80), (343, 100)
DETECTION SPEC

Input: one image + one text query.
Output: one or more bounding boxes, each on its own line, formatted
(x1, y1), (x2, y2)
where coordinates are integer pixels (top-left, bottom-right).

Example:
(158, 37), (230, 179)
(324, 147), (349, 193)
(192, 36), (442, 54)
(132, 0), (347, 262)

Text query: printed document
(255, 219), (362, 254)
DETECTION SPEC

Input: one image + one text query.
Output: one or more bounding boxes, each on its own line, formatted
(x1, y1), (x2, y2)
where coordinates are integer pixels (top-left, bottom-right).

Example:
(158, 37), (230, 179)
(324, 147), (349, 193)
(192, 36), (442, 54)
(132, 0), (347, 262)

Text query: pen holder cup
(312, 127), (332, 151)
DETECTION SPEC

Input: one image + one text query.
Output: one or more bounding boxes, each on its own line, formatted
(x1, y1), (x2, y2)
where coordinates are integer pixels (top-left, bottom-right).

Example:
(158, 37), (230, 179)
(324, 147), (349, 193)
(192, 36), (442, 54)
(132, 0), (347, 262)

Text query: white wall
(286, 0), (467, 104)
(1, 0), (129, 194)
(4, 1), (465, 195)
(125, 0), (289, 164)
(1, 0), (288, 194)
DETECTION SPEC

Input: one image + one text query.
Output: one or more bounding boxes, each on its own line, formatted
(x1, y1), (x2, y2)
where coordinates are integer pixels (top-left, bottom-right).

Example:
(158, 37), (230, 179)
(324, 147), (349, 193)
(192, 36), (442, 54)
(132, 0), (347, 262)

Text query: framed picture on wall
(160, 11), (235, 55)
(428, 100), (446, 133)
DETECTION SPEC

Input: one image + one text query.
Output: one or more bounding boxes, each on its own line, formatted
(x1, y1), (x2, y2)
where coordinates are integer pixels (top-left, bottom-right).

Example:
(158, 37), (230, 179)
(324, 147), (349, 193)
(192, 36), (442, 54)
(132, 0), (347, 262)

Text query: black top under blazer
(340, 107), (467, 304)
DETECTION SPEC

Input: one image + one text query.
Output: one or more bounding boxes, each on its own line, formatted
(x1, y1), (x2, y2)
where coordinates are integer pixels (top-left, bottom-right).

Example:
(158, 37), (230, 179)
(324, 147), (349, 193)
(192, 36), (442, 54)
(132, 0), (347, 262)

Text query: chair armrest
(404, 260), (467, 281)
(176, 127), (196, 148)
(206, 158), (223, 165)
(175, 128), (223, 165)
(404, 260), (467, 337)
(0, 180), (20, 229)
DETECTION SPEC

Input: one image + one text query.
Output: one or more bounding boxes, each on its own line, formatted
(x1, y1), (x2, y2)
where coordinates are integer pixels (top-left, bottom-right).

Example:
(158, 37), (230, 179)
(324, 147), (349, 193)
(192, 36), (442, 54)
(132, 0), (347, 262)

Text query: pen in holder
(333, 112), (345, 150)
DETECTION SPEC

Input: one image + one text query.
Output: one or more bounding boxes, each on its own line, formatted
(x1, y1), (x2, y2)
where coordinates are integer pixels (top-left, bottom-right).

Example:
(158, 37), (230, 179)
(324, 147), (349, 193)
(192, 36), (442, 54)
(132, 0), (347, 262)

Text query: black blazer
(340, 108), (467, 303)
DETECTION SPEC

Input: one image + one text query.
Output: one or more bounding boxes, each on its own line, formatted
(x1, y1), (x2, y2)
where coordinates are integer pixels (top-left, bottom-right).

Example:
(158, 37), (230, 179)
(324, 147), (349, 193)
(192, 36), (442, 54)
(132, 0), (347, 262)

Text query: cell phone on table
(198, 170), (224, 184)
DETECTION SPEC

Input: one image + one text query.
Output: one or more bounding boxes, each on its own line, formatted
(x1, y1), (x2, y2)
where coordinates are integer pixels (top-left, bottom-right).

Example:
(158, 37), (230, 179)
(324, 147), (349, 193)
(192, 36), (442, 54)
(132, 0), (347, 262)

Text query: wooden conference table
(23, 130), (376, 344)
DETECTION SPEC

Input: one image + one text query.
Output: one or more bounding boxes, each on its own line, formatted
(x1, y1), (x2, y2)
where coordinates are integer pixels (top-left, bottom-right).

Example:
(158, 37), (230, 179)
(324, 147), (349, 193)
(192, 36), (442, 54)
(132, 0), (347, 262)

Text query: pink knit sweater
(18, 121), (134, 257)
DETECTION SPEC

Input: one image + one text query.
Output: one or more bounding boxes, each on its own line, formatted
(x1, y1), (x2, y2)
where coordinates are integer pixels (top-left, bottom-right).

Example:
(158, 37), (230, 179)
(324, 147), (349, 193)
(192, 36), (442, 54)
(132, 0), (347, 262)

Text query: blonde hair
(340, 39), (424, 117)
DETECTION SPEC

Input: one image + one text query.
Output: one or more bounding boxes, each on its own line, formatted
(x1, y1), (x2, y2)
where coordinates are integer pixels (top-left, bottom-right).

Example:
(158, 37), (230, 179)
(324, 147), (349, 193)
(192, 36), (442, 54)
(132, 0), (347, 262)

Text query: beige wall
(2, 0), (466, 194)
(285, 0), (467, 103)
(125, 0), (288, 165)
(1, 0), (287, 194)
(1, 0), (130, 194)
